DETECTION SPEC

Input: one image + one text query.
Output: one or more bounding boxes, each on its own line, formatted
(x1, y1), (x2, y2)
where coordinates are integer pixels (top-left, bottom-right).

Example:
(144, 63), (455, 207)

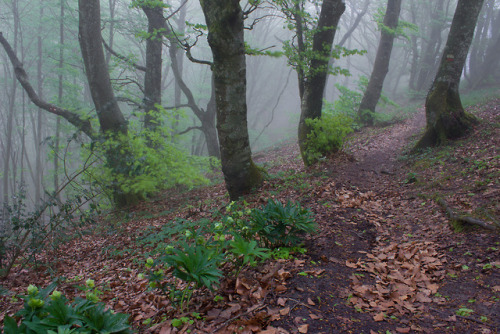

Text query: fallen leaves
(349, 241), (446, 319)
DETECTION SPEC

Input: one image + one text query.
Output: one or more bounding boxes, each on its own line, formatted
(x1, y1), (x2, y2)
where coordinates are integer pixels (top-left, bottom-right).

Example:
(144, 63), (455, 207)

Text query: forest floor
(1, 97), (499, 334)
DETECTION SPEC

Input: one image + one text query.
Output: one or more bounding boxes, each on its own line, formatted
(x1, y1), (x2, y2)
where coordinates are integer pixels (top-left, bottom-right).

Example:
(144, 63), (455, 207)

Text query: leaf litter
(1, 99), (499, 333)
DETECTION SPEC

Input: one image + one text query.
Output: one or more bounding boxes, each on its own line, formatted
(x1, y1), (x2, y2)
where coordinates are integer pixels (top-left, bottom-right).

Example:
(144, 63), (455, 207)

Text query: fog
(0, 0), (499, 209)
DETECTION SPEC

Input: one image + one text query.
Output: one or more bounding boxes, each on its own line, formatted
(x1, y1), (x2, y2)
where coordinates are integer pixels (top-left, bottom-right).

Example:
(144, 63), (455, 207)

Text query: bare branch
(0, 32), (96, 139)
(102, 38), (147, 72)
(176, 126), (203, 136)
(165, 0), (188, 21)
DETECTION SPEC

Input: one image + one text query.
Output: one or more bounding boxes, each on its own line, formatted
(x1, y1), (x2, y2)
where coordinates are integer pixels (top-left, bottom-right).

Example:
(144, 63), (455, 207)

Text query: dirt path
(269, 110), (499, 334)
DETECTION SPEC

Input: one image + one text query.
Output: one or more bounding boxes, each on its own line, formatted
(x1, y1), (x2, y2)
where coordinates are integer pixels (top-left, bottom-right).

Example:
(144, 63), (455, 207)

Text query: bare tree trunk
(34, 2), (44, 206)
(357, 0), (402, 125)
(54, 0), (64, 199)
(200, 0), (263, 200)
(142, 2), (163, 132)
(298, 0), (346, 165)
(414, 0), (484, 150)
(79, 0), (142, 207)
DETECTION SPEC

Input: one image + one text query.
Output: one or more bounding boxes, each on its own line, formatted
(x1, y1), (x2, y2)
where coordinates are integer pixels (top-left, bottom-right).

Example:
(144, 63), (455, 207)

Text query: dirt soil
(1, 100), (499, 334)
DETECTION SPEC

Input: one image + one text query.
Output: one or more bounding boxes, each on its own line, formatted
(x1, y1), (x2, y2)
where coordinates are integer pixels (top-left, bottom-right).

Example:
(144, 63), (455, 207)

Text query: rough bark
(142, 3), (163, 131)
(200, 0), (263, 200)
(357, 0), (402, 125)
(414, 0), (484, 150)
(297, 0), (346, 165)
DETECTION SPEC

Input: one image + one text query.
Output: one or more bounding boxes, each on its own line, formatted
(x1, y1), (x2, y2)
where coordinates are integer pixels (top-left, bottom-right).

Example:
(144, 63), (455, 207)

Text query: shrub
(249, 199), (316, 248)
(304, 110), (354, 165)
(3, 282), (132, 334)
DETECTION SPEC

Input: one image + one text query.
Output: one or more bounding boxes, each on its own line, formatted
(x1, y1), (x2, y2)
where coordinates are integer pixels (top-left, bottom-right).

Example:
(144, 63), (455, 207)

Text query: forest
(0, 0), (499, 333)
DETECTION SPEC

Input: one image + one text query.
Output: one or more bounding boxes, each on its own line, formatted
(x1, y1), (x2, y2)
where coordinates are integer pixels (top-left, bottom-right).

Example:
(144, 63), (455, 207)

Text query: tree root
(436, 198), (498, 232)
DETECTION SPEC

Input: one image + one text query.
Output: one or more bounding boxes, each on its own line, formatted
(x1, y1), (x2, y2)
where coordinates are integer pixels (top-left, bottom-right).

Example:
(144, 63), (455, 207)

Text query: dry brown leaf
(276, 285), (287, 292)
(277, 297), (287, 306)
(298, 324), (309, 333)
(309, 314), (320, 320)
(396, 327), (410, 333)
(280, 307), (290, 316)
(307, 298), (316, 306)
(373, 312), (385, 322)
(259, 328), (277, 334)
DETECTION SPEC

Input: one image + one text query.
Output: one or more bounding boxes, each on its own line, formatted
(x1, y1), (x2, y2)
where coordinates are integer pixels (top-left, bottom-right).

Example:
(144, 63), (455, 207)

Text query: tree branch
(102, 38), (147, 72)
(0, 32), (96, 139)
(176, 126), (203, 136)
(437, 198), (498, 231)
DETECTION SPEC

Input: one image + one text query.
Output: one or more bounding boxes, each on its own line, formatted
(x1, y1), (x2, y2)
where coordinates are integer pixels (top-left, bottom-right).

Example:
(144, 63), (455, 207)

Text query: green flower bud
(85, 279), (95, 289)
(164, 245), (174, 254)
(146, 257), (154, 265)
(50, 290), (62, 300)
(86, 292), (99, 303)
(27, 284), (38, 296)
(214, 222), (223, 230)
(226, 217), (234, 223)
(28, 298), (44, 308)
(185, 230), (192, 238)
(137, 273), (145, 280)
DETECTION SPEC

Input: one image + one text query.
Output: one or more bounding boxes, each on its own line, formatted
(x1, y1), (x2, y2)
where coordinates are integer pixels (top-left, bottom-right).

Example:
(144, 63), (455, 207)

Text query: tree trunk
(142, 3), (163, 132)
(78, 0), (141, 207)
(415, 0), (446, 92)
(414, 0), (484, 150)
(470, 9), (500, 89)
(357, 0), (402, 125)
(297, 0), (345, 165)
(200, 0), (263, 200)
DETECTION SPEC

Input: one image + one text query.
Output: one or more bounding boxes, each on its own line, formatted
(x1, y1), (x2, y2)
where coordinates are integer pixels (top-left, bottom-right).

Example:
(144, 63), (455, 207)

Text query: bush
(304, 110), (354, 165)
(249, 199), (316, 248)
(3, 281), (132, 334)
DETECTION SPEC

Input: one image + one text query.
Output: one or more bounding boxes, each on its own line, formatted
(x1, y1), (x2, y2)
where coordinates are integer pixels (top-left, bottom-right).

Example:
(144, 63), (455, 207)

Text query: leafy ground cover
(1, 96), (499, 333)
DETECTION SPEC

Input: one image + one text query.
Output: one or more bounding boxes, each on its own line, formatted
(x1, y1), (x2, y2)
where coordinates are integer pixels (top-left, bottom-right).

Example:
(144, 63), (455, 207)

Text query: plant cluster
(82, 108), (216, 205)
(3, 280), (132, 334)
(141, 199), (316, 311)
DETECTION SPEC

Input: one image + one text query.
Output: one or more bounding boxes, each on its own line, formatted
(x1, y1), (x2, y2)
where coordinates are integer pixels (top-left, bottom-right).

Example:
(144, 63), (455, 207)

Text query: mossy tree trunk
(357, 0), (402, 125)
(200, 0), (263, 200)
(297, 0), (345, 165)
(414, 0), (484, 150)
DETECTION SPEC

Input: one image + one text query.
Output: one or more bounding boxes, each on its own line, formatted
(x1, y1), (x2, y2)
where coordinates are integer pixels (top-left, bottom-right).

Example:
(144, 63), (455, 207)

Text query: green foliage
(141, 200), (315, 311)
(229, 236), (269, 267)
(245, 43), (283, 57)
(161, 243), (223, 291)
(276, 0), (365, 79)
(303, 106), (354, 165)
(3, 282), (131, 334)
(248, 199), (316, 248)
(83, 108), (214, 204)
(373, 7), (419, 40)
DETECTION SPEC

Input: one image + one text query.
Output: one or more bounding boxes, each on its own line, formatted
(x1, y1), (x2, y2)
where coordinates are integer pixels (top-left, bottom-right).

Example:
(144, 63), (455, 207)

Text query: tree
(414, 0), (485, 150)
(199, 0), (263, 200)
(275, 0), (346, 165)
(357, 0), (402, 125)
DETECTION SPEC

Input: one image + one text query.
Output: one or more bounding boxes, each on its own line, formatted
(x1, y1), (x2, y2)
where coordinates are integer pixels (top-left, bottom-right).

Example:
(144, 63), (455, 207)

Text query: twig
(210, 304), (266, 334)
(436, 198), (498, 231)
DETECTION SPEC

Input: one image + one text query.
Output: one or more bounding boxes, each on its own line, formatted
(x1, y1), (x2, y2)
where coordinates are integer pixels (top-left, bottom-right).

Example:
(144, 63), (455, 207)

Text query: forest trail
(0, 102), (498, 334)
(269, 104), (499, 333)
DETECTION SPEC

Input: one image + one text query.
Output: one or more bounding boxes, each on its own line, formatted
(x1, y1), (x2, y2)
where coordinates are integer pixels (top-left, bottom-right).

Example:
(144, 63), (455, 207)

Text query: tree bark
(200, 0), (262, 200)
(414, 0), (484, 150)
(357, 0), (402, 125)
(142, 2), (163, 132)
(79, 0), (142, 207)
(297, 0), (345, 165)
